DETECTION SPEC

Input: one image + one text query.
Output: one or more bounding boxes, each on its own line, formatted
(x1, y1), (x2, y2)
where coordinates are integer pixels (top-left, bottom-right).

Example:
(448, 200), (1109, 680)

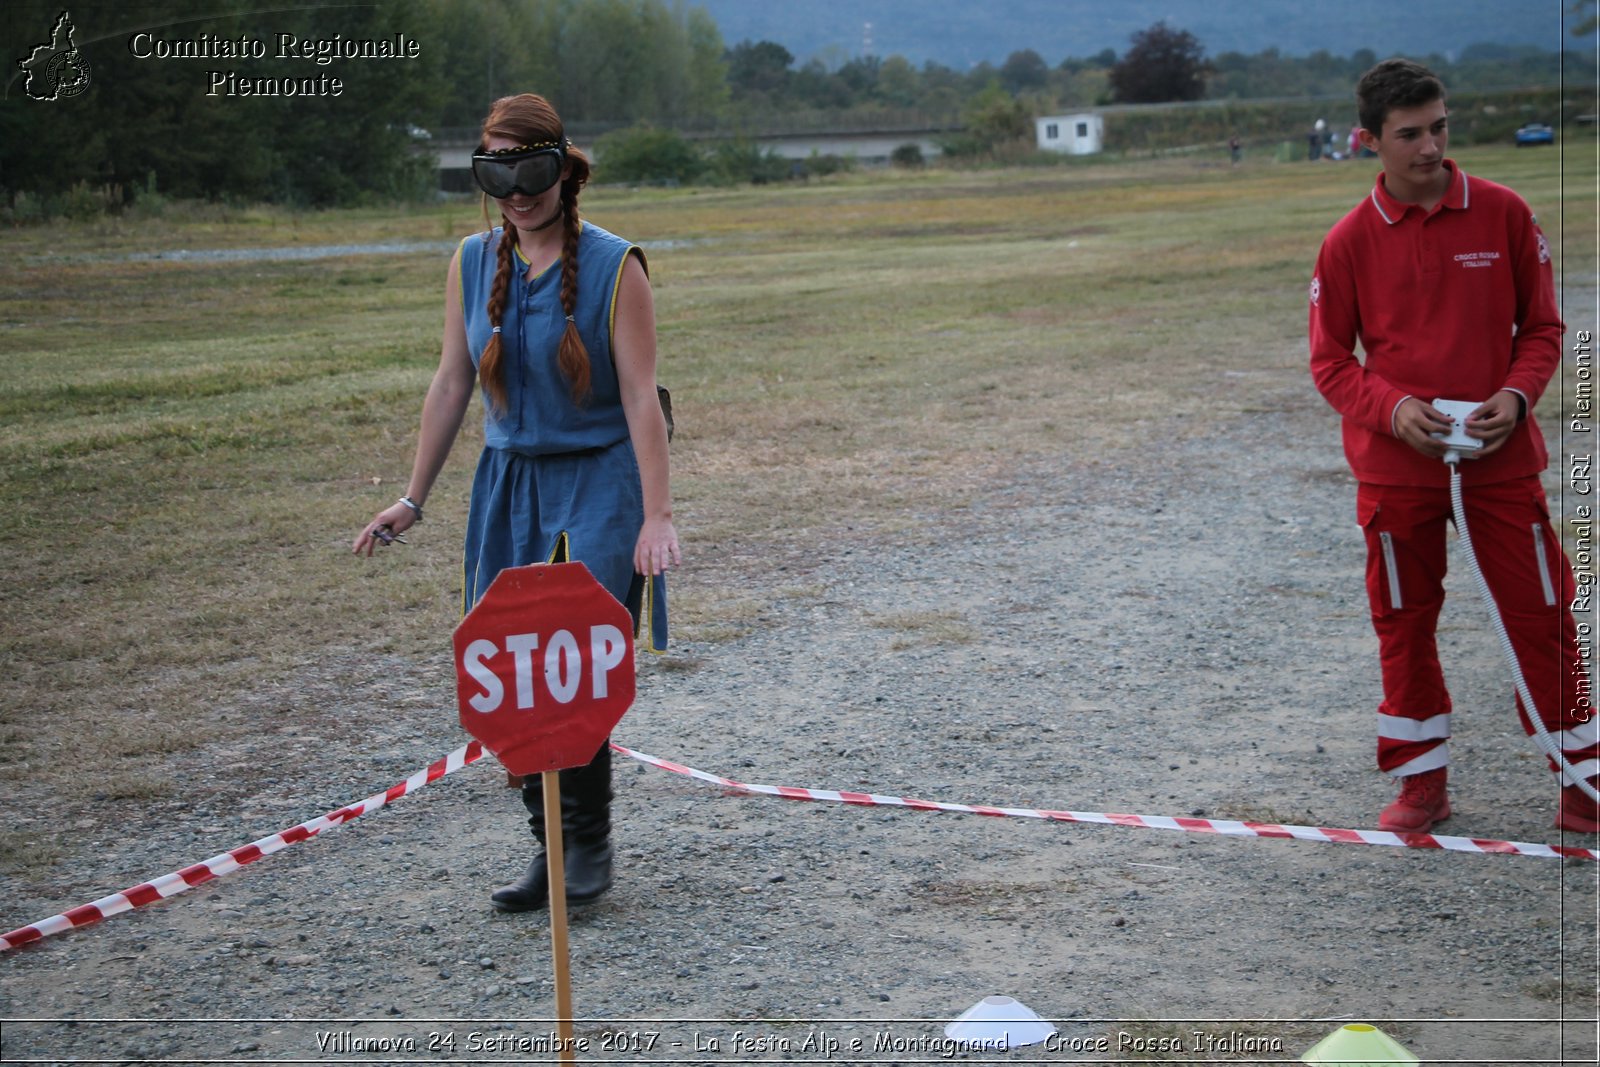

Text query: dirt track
(1, 331), (1597, 1064)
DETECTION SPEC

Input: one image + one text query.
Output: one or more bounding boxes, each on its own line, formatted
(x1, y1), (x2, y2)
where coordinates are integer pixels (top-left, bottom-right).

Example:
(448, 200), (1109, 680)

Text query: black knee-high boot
(559, 742), (614, 903)
(489, 744), (613, 912)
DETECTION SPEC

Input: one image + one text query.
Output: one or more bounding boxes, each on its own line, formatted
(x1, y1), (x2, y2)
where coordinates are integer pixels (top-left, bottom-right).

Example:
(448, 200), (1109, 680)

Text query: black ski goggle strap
(470, 141), (569, 199)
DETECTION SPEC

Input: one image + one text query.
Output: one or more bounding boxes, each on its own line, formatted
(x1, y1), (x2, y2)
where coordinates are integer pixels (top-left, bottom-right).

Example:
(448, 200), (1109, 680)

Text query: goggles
(470, 141), (568, 199)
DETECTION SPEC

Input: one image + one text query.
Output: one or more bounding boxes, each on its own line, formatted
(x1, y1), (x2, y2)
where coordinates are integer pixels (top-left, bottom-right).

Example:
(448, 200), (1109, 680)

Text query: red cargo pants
(1359, 476), (1596, 783)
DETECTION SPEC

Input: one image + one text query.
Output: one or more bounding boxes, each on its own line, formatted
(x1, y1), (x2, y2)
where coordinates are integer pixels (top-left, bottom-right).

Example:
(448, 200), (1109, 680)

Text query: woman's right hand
(352, 501), (418, 557)
(353, 248), (473, 560)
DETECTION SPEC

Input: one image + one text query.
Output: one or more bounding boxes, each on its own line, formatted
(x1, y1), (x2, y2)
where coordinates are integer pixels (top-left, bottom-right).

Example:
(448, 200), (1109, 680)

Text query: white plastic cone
(1300, 1023), (1420, 1065)
(943, 995), (1057, 1049)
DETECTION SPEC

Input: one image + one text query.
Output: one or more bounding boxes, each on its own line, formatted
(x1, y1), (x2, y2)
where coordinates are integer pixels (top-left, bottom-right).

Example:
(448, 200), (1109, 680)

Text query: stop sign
(453, 561), (636, 776)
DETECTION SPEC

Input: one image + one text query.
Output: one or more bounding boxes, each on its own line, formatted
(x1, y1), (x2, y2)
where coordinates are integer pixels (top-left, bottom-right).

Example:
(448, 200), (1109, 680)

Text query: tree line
(721, 26), (1592, 118)
(2, 0), (730, 212)
(1, 0), (1591, 216)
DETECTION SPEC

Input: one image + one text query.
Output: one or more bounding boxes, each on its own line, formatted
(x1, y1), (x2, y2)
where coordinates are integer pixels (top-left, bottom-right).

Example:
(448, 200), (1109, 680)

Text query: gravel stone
(0, 372), (1594, 1064)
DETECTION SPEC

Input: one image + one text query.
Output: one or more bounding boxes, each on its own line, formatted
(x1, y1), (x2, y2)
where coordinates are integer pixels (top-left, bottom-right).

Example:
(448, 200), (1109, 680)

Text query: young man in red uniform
(1308, 59), (1597, 833)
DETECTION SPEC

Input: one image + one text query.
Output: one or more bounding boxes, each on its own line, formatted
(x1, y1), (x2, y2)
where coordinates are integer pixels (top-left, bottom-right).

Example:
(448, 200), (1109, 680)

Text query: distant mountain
(693, 0), (1587, 68)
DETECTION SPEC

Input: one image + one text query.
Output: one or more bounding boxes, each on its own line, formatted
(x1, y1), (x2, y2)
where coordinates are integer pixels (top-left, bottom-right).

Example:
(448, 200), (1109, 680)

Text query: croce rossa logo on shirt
(1452, 250), (1502, 270)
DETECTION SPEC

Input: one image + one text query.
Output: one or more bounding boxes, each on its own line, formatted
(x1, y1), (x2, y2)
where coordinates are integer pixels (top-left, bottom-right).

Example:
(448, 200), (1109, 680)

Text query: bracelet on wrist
(399, 496), (424, 523)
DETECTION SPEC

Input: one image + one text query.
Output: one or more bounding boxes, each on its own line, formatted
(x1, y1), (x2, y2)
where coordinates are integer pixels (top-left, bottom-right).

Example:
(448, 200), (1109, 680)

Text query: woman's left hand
(634, 517), (681, 576)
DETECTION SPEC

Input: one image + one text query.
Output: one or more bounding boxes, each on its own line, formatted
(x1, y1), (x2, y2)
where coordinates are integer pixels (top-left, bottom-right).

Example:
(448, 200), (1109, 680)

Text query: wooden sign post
(453, 561), (637, 1063)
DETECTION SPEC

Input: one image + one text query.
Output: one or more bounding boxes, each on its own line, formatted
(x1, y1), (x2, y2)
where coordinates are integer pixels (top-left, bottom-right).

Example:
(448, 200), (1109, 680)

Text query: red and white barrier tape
(1, 742), (487, 951)
(6, 738), (1595, 952)
(609, 743), (1600, 863)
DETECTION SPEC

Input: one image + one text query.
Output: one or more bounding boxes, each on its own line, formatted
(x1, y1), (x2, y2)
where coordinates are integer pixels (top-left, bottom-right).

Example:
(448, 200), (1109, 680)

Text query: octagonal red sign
(453, 561), (635, 776)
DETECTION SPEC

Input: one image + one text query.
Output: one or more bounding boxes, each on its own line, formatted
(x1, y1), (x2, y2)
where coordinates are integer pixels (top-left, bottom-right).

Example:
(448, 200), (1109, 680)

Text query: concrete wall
(745, 131), (943, 164)
(430, 126), (948, 184)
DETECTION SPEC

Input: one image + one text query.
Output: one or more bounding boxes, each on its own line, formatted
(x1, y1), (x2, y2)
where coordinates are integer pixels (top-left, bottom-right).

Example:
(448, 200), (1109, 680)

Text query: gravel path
(2, 356), (1596, 1064)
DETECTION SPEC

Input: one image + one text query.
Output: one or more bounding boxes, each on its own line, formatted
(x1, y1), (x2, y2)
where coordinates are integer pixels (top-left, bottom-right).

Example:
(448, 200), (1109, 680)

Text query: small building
(1035, 113), (1103, 155)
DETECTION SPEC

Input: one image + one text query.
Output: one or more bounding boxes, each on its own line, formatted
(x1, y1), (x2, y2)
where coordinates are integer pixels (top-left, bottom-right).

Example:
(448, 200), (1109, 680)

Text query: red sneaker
(1378, 767), (1451, 832)
(1556, 783), (1600, 833)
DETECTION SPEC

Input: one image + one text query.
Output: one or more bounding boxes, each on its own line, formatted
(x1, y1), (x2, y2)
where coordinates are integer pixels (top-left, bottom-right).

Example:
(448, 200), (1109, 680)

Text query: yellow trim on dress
(461, 532), (570, 618)
(553, 529), (664, 655)
(454, 225), (667, 652)
(607, 245), (648, 346)
(513, 237), (562, 284)
(638, 574), (665, 655)
(456, 235), (472, 319)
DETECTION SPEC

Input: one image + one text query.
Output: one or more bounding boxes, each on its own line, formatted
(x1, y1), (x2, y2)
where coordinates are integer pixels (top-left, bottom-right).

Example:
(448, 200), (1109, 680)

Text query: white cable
(1446, 453), (1600, 803)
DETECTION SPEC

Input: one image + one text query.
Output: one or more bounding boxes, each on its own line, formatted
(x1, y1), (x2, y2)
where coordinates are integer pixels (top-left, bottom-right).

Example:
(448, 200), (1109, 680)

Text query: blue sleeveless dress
(457, 221), (667, 651)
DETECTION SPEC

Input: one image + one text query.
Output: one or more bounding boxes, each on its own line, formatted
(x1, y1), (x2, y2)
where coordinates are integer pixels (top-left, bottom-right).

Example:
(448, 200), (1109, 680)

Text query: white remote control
(1430, 398), (1484, 451)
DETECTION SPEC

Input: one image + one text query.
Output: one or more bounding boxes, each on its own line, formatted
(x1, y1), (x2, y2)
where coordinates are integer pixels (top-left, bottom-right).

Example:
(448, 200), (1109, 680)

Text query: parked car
(1515, 123), (1554, 146)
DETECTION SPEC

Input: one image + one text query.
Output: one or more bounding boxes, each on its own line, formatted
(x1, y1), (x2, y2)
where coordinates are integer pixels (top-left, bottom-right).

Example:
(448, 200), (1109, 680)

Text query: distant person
(1229, 135), (1241, 165)
(354, 92), (680, 909)
(1308, 127), (1322, 161)
(1308, 59), (1595, 833)
(1347, 123), (1361, 159)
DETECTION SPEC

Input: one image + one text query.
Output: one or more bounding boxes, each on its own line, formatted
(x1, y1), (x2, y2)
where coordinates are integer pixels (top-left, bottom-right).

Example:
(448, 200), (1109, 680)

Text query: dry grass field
(1, 138), (1597, 1064)
(1, 140), (1593, 862)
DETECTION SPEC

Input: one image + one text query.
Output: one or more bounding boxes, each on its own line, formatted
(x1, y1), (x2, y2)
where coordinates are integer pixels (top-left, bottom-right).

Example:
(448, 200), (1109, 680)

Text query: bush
(890, 143), (925, 168)
(962, 84), (1031, 149)
(1, 183), (124, 224)
(703, 139), (792, 185)
(803, 151), (855, 177)
(594, 125), (704, 185)
(1, 190), (47, 226)
(127, 171), (168, 220)
(934, 133), (986, 159)
(61, 182), (121, 222)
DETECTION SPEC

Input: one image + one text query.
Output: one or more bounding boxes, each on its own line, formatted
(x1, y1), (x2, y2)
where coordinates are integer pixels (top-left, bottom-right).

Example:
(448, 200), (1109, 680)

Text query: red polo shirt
(1309, 161), (1564, 487)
